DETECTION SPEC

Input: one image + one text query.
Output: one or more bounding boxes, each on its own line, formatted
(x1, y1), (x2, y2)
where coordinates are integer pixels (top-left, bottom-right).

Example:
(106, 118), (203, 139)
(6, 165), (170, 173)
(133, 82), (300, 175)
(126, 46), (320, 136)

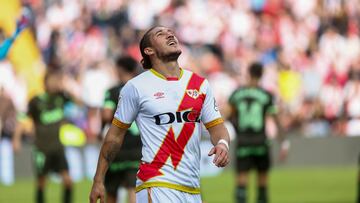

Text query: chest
(138, 81), (205, 120)
(139, 83), (186, 115)
(33, 96), (66, 124)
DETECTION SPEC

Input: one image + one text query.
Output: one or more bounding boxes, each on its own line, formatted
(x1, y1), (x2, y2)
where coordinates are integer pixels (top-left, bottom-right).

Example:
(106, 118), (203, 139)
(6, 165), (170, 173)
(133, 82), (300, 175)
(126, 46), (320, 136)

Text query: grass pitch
(0, 166), (357, 203)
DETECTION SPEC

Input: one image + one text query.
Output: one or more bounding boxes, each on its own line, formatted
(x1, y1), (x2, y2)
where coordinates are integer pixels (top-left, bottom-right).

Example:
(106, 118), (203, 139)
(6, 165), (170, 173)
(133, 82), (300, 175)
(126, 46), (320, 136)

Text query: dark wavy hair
(249, 62), (263, 79)
(139, 26), (158, 69)
(116, 56), (138, 73)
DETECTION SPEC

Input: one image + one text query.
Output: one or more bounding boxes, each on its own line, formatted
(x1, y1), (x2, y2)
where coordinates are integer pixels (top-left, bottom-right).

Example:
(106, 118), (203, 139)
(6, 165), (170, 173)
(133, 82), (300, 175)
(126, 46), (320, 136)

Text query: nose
(166, 31), (175, 39)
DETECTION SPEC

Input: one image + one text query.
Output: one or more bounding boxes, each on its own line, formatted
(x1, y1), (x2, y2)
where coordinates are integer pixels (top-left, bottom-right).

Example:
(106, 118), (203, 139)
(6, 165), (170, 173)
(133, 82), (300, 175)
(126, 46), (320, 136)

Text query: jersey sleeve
(200, 80), (224, 129)
(113, 82), (139, 129)
(266, 93), (277, 115)
(228, 89), (238, 106)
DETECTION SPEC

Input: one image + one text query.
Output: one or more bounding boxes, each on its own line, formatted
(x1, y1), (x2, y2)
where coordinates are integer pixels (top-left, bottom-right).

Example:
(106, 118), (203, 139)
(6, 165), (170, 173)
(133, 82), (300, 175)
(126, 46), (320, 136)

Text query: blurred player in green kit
(226, 62), (289, 203)
(101, 56), (142, 203)
(13, 70), (73, 203)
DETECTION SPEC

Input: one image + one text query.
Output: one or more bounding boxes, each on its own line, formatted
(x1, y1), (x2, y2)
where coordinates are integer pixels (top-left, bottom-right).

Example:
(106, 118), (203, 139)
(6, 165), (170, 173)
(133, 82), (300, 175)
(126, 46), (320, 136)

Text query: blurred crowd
(1, 0), (360, 154)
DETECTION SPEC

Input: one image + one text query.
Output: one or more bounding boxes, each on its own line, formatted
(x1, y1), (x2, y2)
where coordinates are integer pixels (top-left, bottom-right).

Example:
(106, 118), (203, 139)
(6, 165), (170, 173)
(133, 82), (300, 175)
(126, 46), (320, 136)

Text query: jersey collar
(150, 68), (183, 81)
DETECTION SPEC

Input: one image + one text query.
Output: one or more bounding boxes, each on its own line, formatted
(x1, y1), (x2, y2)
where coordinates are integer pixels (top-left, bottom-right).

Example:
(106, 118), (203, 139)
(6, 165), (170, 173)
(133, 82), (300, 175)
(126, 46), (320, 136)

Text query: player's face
(149, 27), (181, 61)
(45, 74), (62, 93)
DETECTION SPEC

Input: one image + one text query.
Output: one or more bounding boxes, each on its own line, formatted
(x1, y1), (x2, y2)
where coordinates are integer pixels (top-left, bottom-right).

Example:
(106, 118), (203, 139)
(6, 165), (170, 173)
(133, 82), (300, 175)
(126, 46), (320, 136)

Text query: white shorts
(136, 187), (202, 203)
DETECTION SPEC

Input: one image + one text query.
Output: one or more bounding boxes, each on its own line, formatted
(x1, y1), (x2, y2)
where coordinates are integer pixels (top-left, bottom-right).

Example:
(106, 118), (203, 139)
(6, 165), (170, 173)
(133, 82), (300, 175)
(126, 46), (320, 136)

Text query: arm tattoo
(101, 141), (120, 163)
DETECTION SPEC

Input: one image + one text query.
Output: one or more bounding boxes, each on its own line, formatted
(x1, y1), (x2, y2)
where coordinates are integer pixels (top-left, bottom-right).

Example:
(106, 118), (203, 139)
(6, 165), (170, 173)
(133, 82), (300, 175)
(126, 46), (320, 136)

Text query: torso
(28, 92), (69, 152)
(229, 86), (275, 146)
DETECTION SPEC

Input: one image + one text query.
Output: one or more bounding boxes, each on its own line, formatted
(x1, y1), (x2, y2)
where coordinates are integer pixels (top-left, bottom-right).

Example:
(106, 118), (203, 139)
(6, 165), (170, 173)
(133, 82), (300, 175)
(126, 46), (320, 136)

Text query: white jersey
(113, 68), (223, 194)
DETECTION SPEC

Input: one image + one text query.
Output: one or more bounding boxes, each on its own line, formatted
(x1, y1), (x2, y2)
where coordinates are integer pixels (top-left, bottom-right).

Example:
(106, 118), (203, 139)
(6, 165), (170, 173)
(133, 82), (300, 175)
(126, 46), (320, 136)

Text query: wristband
(217, 139), (229, 151)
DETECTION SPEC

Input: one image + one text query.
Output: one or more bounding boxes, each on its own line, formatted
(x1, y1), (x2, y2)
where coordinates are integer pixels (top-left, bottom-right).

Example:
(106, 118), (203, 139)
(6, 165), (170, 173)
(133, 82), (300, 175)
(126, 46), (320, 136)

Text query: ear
(144, 47), (154, 56)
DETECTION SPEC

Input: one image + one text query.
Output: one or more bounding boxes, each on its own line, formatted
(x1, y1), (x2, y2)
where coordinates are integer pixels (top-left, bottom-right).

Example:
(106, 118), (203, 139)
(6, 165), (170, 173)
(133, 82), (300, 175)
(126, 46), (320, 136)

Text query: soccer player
(13, 70), (73, 203)
(226, 62), (288, 203)
(101, 56), (141, 203)
(90, 26), (230, 203)
(0, 85), (17, 185)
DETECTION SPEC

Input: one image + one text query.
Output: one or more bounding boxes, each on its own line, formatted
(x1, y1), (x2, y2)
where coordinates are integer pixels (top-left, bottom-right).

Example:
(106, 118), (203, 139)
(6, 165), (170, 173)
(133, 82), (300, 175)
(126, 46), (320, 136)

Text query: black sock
(36, 188), (44, 203)
(257, 186), (268, 203)
(63, 187), (72, 203)
(236, 186), (246, 203)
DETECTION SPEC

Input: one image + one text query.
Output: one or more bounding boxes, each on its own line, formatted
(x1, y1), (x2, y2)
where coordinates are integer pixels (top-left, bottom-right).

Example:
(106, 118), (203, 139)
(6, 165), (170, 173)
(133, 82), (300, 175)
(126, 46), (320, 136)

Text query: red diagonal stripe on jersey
(171, 73), (205, 168)
(137, 73), (205, 182)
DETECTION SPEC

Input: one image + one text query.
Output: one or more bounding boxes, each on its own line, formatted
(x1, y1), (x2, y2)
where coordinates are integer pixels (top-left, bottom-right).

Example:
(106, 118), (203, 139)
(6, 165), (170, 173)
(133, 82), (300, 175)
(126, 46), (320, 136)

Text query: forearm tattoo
(101, 141), (120, 163)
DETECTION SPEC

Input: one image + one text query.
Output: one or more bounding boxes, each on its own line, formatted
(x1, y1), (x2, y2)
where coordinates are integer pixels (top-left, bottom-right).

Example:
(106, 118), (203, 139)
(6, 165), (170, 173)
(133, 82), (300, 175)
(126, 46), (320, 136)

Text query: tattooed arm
(90, 124), (127, 203)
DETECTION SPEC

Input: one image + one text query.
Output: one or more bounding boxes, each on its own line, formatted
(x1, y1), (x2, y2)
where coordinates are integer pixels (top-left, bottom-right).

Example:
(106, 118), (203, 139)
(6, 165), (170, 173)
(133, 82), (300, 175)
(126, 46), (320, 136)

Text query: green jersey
(103, 84), (141, 168)
(28, 92), (70, 152)
(229, 86), (276, 146)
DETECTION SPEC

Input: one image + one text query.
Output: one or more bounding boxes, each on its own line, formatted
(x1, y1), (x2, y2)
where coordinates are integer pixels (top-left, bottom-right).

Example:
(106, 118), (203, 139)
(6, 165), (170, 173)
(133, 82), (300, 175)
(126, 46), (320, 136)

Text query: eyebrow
(154, 28), (174, 36)
(155, 29), (163, 35)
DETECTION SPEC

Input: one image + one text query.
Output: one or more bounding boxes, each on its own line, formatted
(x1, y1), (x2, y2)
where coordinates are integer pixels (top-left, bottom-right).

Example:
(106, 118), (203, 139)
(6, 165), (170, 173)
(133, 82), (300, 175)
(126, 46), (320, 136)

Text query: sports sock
(236, 186), (246, 203)
(63, 187), (72, 203)
(36, 188), (44, 203)
(257, 186), (268, 203)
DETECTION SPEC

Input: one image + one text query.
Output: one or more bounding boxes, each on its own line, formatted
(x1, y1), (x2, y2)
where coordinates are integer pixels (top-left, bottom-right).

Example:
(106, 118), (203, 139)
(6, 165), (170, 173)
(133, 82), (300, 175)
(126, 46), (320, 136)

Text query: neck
(46, 90), (57, 95)
(249, 78), (259, 87)
(151, 60), (180, 78)
(121, 75), (133, 83)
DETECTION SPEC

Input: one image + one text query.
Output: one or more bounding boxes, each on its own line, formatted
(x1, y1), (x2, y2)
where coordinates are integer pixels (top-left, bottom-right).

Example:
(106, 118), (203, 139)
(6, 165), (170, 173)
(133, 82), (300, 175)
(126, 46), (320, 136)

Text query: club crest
(186, 89), (200, 99)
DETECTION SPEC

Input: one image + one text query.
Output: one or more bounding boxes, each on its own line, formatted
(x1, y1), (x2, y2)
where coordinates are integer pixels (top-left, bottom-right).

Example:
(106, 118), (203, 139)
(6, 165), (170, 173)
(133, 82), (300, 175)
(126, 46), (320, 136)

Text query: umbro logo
(154, 92), (165, 99)
(186, 89), (200, 99)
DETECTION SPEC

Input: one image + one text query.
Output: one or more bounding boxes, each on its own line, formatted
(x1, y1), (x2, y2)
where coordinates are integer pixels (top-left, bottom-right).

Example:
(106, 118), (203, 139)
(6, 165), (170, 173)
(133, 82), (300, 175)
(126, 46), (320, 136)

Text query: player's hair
(139, 26), (158, 69)
(249, 62), (263, 79)
(116, 56), (138, 73)
(44, 68), (63, 84)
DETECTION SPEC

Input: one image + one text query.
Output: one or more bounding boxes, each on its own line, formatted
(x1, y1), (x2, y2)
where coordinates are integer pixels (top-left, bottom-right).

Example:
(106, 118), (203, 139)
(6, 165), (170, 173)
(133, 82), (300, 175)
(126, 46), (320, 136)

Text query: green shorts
(104, 161), (139, 195)
(235, 145), (271, 172)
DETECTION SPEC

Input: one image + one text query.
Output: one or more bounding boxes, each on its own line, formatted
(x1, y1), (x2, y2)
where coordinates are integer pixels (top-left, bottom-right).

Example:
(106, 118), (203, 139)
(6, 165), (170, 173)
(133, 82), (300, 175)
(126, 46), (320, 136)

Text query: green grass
(0, 166), (357, 203)
(0, 178), (92, 203)
(201, 166), (358, 203)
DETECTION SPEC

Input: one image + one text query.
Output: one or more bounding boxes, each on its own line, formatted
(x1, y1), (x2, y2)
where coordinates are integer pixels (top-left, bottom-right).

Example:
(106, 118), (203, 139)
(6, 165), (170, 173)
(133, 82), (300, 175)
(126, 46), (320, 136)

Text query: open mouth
(167, 40), (177, 46)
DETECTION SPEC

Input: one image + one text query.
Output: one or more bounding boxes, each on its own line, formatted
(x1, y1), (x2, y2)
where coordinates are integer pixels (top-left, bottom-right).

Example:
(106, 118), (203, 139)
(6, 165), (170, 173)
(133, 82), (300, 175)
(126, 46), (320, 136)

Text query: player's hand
(208, 143), (229, 167)
(15, 11), (29, 36)
(279, 140), (290, 162)
(279, 147), (288, 162)
(89, 180), (105, 203)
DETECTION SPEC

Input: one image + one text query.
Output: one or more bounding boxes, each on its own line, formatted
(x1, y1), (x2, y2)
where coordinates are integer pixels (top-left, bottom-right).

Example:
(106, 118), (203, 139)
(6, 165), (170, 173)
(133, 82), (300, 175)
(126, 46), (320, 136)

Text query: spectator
(0, 85), (17, 185)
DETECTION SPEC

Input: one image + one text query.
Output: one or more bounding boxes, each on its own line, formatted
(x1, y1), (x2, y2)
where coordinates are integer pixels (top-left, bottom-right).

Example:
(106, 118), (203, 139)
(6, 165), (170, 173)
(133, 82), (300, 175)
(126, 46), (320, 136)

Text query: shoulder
(184, 69), (205, 81)
(229, 87), (246, 102)
(261, 88), (274, 98)
(231, 87), (245, 95)
(119, 75), (146, 98)
(127, 70), (152, 85)
(235, 86), (245, 92)
(182, 69), (207, 90)
(30, 93), (44, 103)
(28, 94), (44, 109)
(255, 88), (274, 104)
(119, 73), (141, 91)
